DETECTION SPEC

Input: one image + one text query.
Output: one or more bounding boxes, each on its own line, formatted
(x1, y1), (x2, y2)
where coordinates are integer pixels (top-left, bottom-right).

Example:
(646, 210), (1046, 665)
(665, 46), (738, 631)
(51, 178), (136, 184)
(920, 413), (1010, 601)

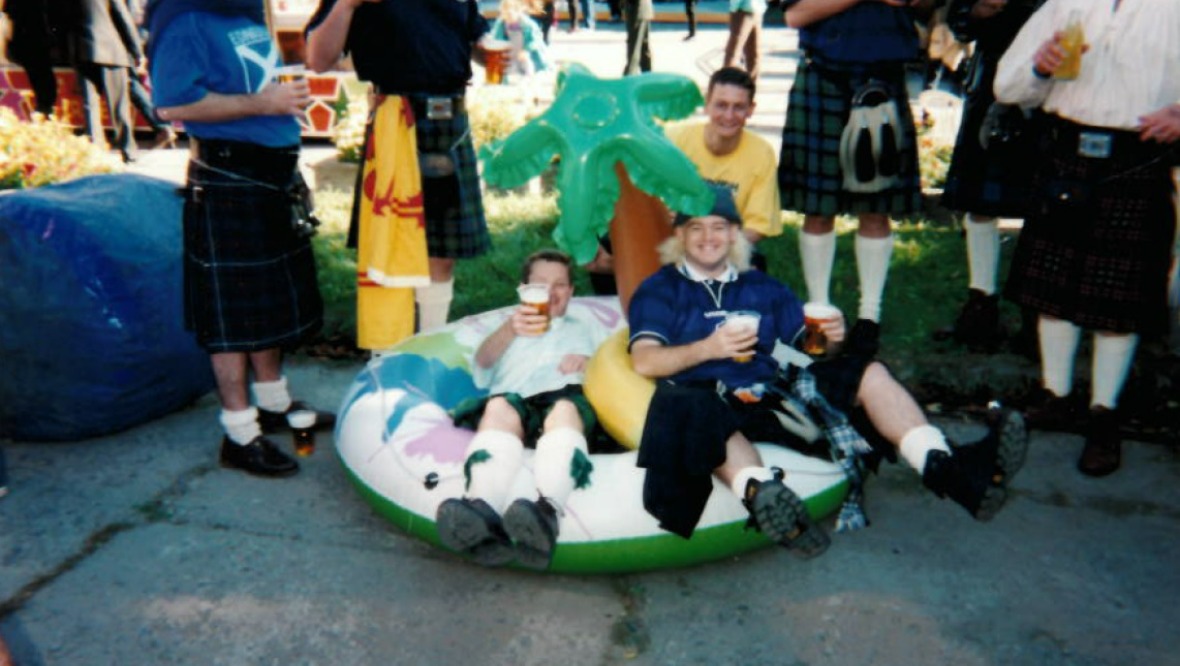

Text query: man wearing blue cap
(627, 187), (1030, 555)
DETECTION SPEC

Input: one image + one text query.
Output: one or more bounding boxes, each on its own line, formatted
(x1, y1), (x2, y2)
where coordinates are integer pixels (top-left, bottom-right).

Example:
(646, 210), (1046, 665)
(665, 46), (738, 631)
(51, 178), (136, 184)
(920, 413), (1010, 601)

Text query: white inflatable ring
(335, 297), (849, 573)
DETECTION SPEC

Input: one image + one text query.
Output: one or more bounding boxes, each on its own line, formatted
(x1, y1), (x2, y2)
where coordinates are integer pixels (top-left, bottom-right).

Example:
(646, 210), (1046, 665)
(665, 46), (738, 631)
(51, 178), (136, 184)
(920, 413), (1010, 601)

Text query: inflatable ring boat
(334, 297), (849, 573)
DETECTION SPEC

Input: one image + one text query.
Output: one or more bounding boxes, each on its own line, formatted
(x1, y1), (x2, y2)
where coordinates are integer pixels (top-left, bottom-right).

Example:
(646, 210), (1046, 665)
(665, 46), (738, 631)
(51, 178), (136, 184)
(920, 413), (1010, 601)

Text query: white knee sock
(1090, 332), (1139, 409)
(252, 376), (292, 413)
(219, 407), (261, 445)
(533, 427), (590, 508)
(964, 215), (999, 295)
(463, 430), (524, 512)
(729, 466), (776, 498)
(415, 279), (454, 332)
(799, 230), (836, 305)
(898, 425), (951, 473)
(855, 234), (894, 322)
(1038, 316), (1081, 397)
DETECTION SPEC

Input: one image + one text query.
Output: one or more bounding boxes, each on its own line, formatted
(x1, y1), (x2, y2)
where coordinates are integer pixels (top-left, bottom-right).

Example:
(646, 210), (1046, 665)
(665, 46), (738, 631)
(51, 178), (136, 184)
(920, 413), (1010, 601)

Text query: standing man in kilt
(934, 0), (1043, 353)
(778, 0), (935, 356)
(305, 0), (492, 352)
(995, 0), (1180, 477)
(147, 0), (335, 478)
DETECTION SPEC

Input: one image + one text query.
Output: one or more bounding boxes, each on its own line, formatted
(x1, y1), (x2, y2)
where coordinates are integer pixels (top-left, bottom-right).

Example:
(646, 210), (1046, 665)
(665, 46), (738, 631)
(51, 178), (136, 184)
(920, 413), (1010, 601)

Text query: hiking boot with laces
(436, 498), (515, 567)
(503, 497), (560, 571)
(922, 407), (1028, 521)
(742, 472), (830, 559)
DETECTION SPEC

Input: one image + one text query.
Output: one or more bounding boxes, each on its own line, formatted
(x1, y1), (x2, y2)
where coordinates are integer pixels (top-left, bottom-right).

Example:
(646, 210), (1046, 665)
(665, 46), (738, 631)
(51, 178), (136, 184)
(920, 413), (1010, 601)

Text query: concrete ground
(4, 18), (1179, 666)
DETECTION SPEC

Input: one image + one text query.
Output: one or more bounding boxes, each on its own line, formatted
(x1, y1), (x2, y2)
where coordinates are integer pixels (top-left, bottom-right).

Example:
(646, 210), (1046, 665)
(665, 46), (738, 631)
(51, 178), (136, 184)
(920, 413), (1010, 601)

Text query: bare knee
(478, 396), (524, 435)
(543, 399), (583, 433)
(856, 213), (891, 238)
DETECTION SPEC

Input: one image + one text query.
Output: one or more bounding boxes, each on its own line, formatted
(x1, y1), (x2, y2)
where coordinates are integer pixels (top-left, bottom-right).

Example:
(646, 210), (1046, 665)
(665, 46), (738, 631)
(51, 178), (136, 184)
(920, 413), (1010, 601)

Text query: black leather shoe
(258, 400), (337, 433)
(219, 436), (299, 478)
(1023, 387), (1085, 433)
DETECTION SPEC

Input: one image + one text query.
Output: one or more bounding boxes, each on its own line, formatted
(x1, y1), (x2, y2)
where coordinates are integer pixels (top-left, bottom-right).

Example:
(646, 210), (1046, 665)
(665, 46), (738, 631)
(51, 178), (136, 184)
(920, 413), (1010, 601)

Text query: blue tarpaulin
(0, 174), (214, 441)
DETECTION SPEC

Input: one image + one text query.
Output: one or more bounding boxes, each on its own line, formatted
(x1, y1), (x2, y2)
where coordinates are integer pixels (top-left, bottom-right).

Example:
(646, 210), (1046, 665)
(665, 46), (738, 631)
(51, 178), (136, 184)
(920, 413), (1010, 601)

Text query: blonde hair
(657, 228), (752, 272)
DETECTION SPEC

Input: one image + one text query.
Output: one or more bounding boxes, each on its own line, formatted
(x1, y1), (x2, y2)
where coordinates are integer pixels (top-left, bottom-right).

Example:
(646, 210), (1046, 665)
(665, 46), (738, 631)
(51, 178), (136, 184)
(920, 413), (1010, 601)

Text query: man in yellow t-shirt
(666, 66), (782, 250)
(585, 66), (781, 291)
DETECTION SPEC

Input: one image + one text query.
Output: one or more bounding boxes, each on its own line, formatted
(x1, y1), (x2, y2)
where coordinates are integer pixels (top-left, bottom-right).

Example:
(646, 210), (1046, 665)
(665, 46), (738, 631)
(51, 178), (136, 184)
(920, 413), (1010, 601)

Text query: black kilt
(778, 59), (922, 217)
(940, 55), (1039, 217)
(1003, 118), (1176, 335)
(183, 140), (323, 353)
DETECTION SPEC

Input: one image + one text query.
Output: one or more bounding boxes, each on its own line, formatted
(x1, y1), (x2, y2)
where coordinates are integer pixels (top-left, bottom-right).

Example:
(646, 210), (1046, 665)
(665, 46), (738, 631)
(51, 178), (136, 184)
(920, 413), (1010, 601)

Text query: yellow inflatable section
(584, 328), (653, 450)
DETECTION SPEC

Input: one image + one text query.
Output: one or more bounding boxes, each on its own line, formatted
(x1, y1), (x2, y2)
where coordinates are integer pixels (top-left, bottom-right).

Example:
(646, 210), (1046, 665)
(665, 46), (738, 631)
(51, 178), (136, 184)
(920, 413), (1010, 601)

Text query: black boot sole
(503, 499), (558, 571)
(436, 499), (515, 567)
(975, 409), (1029, 522)
(750, 481), (830, 559)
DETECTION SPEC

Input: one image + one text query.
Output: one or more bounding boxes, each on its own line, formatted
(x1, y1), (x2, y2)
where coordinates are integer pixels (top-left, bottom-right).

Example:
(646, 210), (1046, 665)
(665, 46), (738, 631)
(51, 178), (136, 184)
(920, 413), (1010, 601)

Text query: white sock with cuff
(899, 424), (952, 473)
(964, 215), (1000, 294)
(533, 427), (590, 509)
(855, 233), (893, 322)
(1038, 316), (1081, 397)
(220, 407), (262, 446)
(1090, 332), (1139, 409)
(730, 466), (776, 498)
(252, 377), (292, 413)
(799, 230), (837, 305)
(463, 429), (525, 512)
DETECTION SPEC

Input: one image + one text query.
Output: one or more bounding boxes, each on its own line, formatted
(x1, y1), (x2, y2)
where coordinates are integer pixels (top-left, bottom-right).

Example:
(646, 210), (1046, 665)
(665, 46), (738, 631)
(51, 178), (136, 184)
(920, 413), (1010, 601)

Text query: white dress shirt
(995, 0), (1180, 130)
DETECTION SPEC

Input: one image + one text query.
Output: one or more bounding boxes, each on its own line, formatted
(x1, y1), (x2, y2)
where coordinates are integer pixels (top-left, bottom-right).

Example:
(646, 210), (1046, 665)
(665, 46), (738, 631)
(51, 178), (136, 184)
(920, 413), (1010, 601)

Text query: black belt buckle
(1078, 131), (1113, 159)
(426, 96), (454, 121)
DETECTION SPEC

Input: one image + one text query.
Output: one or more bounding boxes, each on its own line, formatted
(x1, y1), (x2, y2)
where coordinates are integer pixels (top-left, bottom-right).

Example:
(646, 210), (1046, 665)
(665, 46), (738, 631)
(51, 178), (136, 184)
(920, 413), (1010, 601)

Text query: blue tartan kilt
(182, 147), (323, 353)
(778, 59), (922, 217)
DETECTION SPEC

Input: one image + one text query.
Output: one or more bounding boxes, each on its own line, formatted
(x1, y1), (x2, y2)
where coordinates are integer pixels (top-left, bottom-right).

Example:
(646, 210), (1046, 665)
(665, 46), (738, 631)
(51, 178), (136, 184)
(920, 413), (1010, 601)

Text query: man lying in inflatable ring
(628, 187), (1030, 557)
(436, 250), (610, 570)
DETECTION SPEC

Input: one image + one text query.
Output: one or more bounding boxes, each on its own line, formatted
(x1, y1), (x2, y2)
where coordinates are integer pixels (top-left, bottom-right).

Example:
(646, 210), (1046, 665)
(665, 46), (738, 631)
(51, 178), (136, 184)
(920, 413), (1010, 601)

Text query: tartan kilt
(415, 109), (491, 259)
(451, 385), (614, 451)
(778, 59), (922, 217)
(1003, 120), (1176, 335)
(182, 149), (323, 353)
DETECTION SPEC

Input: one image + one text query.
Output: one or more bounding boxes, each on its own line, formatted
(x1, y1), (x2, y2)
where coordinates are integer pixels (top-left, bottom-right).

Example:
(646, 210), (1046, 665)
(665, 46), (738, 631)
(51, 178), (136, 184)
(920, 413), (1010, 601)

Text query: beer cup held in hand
(275, 64), (306, 85)
(723, 310), (761, 363)
(802, 303), (840, 356)
(517, 283), (551, 334)
(1055, 11), (1085, 81)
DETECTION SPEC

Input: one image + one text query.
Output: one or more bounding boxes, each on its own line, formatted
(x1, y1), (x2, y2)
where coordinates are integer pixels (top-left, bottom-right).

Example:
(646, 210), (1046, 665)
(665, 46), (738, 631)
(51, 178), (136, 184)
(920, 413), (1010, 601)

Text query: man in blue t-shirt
(628, 188), (1029, 555)
(146, 0), (335, 478)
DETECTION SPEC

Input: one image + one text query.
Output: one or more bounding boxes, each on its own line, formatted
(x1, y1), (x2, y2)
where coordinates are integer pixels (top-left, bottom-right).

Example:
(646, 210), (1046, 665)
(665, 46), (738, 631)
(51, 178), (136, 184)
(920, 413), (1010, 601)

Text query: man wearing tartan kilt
(779, 0), (936, 356)
(148, 0), (336, 478)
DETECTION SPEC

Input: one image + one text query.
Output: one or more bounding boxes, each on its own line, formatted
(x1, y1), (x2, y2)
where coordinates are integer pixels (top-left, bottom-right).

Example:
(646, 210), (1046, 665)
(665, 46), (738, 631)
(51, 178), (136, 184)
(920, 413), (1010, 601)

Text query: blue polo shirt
(306, 0), (488, 95)
(150, 12), (300, 147)
(628, 263), (807, 388)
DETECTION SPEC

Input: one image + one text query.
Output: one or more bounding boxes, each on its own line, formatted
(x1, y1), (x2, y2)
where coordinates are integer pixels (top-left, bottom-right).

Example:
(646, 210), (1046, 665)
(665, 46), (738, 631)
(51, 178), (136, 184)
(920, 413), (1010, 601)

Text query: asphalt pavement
(4, 20), (1180, 666)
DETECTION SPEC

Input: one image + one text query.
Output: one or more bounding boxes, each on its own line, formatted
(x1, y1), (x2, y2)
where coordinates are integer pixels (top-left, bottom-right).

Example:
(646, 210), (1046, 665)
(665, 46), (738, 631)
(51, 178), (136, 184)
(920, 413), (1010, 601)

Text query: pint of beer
(518, 283), (551, 334)
(288, 410), (317, 457)
(803, 303), (840, 356)
(483, 40), (511, 85)
(723, 310), (761, 363)
(1054, 11), (1085, 81)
